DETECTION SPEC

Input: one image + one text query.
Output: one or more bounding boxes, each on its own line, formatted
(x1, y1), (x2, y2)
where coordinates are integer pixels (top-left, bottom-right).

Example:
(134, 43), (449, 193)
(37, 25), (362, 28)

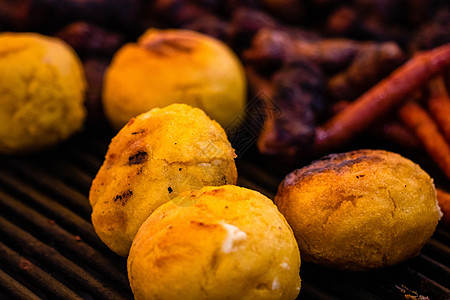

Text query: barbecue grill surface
(0, 127), (449, 300)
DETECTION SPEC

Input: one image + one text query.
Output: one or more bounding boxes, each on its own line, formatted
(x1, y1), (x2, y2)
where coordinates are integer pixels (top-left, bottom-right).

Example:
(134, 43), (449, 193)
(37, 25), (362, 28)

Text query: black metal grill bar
(41, 157), (95, 192)
(300, 283), (340, 300)
(0, 268), (41, 300)
(78, 132), (112, 158)
(300, 264), (385, 300)
(0, 242), (83, 300)
(434, 227), (450, 242)
(423, 239), (450, 267)
(236, 159), (281, 192)
(362, 261), (450, 300)
(0, 189), (129, 290)
(65, 149), (105, 175)
(237, 175), (276, 199)
(399, 265), (450, 299)
(0, 158), (92, 218)
(300, 255), (450, 300)
(409, 254), (450, 289)
(0, 169), (103, 250)
(0, 216), (130, 300)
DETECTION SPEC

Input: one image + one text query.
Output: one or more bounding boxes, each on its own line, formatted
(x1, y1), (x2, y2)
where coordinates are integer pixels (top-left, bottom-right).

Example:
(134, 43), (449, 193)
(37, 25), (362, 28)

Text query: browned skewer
(436, 188), (450, 227)
(427, 76), (450, 144)
(314, 44), (450, 154)
(399, 101), (450, 182)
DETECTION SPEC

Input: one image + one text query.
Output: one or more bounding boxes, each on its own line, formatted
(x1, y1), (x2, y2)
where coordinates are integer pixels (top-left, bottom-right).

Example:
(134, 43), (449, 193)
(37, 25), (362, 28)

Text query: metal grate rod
(0, 242), (83, 300)
(0, 170), (104, 250)
(0, 216), (129, 300)
(0, 268), (41, 300)
(0, 189), (130, 290)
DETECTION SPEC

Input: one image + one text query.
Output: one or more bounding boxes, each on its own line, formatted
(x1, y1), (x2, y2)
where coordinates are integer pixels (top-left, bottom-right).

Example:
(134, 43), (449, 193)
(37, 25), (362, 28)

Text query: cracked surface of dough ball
(89, 104), (237, 257)
(103, 28), (246, 131)
(128, 185), (301, 300)
(275, 149), (441, 271)
(0, 32), (86, 154)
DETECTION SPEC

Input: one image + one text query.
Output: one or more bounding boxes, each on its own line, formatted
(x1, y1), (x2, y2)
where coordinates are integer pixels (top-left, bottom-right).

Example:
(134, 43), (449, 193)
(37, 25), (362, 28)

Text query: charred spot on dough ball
(221, 175), (228, 184)
(141, 36), (198, 56)
(113, 190), (133, 206)
(131, 129), (146, 135)
(256, 283), (270, 290)
(126, 118), (136, 126)
(128, 151), (148, 165)
(105, 153), (118, 169)
(190, 220), (219, 230)
(289, 153), (383, 182)
(333, 156), (381, 170)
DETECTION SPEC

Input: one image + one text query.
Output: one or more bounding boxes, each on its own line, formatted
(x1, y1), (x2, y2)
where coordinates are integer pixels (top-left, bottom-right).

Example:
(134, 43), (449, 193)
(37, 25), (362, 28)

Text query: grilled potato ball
(0, 32), (86, 154)
(89, 104), (237, 257)
(275, 149), (441, 271)
(128, 185), (301, 300)
(103, 28), (246, 131)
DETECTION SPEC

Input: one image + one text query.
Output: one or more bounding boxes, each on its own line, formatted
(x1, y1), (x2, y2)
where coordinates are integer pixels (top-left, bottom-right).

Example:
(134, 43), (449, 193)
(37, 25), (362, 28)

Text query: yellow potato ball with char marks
(275, 149), (441, 271)
(89, 104), (237, 257)
(0, 32), (86, 154)
(128, 185), (301, 300)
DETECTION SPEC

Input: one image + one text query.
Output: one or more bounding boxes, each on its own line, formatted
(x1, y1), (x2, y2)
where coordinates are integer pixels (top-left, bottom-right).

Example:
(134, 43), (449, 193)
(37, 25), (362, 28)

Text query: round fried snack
(275, 149), (441, 271)
(89, 104), (237, 257)
(0, 32), (86, 154)
(103, 28), (246, 131)
(128, 185), (301, 300)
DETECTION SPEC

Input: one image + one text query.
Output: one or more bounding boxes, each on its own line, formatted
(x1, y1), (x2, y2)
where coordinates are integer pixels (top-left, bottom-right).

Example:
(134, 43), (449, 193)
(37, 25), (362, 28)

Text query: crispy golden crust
(103, 28), (246, 130)
(0, 32), (86, 154)
(89, 104), (237, 257)
(275, 149), (441, 271)
(128, 185), (301, 300)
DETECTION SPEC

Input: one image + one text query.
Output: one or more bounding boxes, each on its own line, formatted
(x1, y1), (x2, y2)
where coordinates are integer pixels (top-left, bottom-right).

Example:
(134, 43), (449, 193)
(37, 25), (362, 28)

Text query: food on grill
(250, 61), (326, 161)
(275, 149), (441, 271)
(153, 0), (229, 40)
(245, 28), (399, 72)
(82, 58), (110, 126)
(102, 28), (246, 131)
(436, 189), (450, 227)
(0, 0), (139, 32)
(326, 42), (405, 101)
(128, 185), (301, 300)
(314, 44), (450, 156)
(89, 104), (237, 257)
(425, 76), (450, 157)
(55, 21), (124, 57)
(399, 101), (450, 182)
(0, 32), (86, 154)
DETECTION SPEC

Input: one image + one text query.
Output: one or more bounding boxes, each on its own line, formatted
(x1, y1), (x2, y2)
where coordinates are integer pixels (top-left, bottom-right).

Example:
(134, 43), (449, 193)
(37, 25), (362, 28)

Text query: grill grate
(0, 128), (449, 299)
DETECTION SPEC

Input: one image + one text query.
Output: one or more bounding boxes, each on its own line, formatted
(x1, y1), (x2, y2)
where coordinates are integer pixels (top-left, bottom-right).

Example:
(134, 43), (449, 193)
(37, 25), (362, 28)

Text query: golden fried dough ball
(89, 104), (237, 257)
(102, 28), (246, 131)
(128, 185), (301, 300)
(0, 32), (86, 154)
(275, 149), (441, 271)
